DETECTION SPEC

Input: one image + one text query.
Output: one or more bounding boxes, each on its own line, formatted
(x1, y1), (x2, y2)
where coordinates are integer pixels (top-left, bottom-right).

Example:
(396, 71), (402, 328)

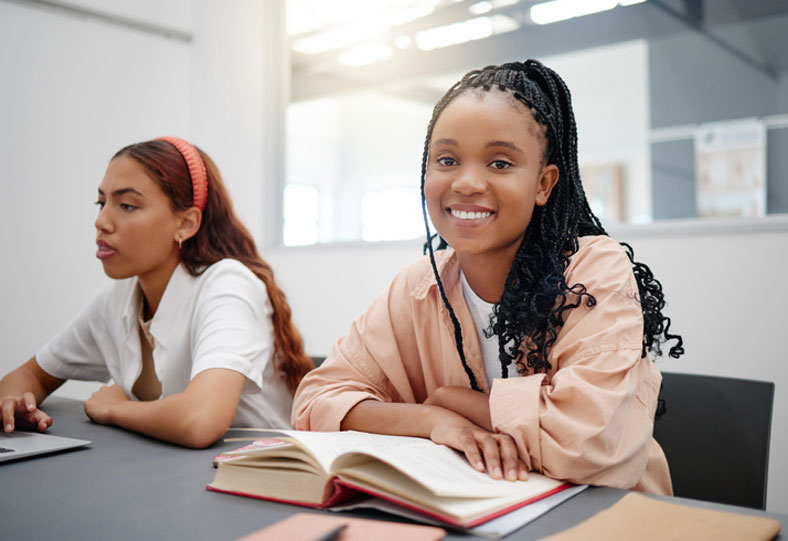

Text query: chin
(99, 262), (134, 280)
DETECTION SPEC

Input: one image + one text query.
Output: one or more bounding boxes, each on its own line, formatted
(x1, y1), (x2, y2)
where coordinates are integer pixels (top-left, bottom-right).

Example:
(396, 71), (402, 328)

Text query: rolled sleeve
(292, 272), (417, 430)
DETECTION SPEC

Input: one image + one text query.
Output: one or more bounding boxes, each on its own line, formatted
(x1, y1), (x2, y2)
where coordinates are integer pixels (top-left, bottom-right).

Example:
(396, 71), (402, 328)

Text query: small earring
(177, 237), (183, 250)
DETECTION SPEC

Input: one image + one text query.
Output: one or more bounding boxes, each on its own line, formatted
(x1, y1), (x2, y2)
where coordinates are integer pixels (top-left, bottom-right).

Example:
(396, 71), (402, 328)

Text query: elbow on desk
(174, 412), (231, 449)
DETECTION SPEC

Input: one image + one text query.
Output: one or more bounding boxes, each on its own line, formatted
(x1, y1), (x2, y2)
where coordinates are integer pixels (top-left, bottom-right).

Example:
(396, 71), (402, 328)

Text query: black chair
(653, 372), (774, 509)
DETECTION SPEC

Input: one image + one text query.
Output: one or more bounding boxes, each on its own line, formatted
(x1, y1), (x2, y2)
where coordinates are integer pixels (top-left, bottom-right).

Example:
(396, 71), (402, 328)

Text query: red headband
(155, 136), (208, 211)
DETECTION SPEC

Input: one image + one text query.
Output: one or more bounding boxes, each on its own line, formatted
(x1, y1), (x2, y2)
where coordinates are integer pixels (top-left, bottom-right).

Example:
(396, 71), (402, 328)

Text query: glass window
(285, 0), (788, 245)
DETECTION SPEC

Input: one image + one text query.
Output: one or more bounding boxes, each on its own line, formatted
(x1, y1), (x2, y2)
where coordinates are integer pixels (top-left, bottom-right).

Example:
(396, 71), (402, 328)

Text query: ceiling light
(530, 0), (618, 25)
(337, 43), (393, 67)
(468, 2), (493, 15)
(395, 35), (412, 49)
(416, 14), (519, 51)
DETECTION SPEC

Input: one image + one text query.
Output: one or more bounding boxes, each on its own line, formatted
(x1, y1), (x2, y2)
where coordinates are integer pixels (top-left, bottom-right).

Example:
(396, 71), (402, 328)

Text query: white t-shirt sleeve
(35, 283), (113, 382)
(189, 262), (274, 390)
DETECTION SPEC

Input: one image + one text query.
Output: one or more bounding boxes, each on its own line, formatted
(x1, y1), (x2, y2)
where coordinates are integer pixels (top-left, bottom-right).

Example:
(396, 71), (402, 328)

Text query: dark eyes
(435, 157), (513, 169)
(94, 201), (136, 211)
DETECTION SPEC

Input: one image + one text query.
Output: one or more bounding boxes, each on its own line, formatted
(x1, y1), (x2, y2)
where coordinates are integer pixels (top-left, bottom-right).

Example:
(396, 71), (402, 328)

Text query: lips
(96, 239), (117, 260)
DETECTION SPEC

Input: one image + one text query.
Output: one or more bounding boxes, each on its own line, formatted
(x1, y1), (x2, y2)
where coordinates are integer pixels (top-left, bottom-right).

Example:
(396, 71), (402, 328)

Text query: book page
(280, 430), (562, 499)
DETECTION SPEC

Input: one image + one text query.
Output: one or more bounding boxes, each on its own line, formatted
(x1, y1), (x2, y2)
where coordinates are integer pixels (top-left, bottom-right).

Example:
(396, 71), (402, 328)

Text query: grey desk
(2, 397), (786, 540)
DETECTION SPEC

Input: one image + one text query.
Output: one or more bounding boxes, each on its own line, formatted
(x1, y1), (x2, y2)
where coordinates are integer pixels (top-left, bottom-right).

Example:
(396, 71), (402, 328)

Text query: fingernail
(5, 424), (11, 432)
(476, 461), (485, 471)
(494, 467), (502, 477)
(508, 469), (517, 480)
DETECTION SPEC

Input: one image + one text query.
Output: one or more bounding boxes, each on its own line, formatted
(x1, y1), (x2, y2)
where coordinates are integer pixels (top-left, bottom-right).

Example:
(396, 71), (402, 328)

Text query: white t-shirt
(459, 271), (518, 385)
(36, 259), (292, 428)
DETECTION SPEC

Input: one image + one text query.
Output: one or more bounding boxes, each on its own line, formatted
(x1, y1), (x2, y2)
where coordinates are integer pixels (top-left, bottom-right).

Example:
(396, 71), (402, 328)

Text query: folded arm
(83, 367), (244, 448)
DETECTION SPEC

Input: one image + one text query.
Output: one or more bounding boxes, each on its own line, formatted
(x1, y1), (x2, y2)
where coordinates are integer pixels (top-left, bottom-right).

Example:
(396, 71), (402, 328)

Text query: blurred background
(1, 0), (786, 512)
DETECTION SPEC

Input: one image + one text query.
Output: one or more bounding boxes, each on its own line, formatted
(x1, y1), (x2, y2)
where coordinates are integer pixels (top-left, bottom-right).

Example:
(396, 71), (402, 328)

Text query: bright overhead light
(619, 0), (646, 5)
(291, 2), (439, 55)
(394, 35), (412, 49)
(416, 14), (519, 51)
(337, 43), (393, 67)
(530, 0), (618, 25)
(293, 21), (389, 55)
(469, 0), (520, 15)
(468, 2), (493, 15)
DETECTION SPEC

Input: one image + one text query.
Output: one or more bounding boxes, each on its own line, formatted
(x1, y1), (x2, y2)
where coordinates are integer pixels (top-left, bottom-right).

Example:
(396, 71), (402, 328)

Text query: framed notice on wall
(694, 118), (766, 218)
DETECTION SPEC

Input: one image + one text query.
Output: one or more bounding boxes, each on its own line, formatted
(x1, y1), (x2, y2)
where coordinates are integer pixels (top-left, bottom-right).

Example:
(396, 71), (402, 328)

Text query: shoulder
(196, 259), (267, 294)
(566, 235), (636, 295)
(189, 259), (271, 313)
(397, 249), (456, 300)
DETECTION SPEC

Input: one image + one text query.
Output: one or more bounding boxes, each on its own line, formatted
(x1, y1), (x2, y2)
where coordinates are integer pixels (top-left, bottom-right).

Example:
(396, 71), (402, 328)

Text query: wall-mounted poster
(581, 163), (626, 225)
(695, 118), (766, 218)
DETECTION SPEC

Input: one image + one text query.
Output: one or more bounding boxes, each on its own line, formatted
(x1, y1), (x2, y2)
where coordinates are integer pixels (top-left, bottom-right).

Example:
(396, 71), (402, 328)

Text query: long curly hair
(114, 140), (313, 394)
(420, 60), (683, 391)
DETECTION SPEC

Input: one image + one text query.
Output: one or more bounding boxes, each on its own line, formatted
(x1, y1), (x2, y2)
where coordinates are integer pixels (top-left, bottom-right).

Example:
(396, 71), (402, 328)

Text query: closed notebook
(540, 492), (781, 541)
(237, 512), (446, 541)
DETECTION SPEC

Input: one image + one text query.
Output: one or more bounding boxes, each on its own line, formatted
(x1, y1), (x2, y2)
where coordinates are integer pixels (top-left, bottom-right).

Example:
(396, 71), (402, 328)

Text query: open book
(207, 430), (571, 529)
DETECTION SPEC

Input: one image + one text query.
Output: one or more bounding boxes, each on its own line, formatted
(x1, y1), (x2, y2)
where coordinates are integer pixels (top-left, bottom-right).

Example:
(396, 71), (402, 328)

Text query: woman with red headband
(0, 137), (312, 447)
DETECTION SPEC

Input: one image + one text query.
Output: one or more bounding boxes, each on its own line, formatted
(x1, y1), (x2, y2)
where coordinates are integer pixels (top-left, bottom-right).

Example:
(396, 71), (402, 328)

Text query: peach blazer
(292, 235), (672, 494)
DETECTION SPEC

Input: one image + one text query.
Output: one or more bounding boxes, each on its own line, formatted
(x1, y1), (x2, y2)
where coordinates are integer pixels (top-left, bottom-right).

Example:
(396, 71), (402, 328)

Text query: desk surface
(2, 396), (786, 540)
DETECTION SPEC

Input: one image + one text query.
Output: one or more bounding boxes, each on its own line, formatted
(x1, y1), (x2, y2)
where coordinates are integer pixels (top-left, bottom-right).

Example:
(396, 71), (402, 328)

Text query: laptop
(0, 431), (91, 463)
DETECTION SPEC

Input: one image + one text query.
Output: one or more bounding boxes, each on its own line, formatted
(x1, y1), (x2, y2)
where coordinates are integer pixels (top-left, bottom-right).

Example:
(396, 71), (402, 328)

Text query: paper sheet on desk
(331, 484), (588, 538)
(539, 492), (782, 541)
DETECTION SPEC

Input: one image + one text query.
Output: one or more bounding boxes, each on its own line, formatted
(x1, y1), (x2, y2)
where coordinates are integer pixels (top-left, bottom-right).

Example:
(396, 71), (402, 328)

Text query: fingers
(28, 409), (53, 432)
(497, 434), (520, 481)
(21, 391), (38, 413)
(1, 394), (47, 433)
(478, 435), (504, 479)
(476, 433), (527, 481)
(2, 397), (16, 432)
(456, 433), (486, 473)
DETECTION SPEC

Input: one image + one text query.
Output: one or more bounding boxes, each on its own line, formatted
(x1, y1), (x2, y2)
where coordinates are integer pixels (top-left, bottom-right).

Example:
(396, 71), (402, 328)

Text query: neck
(457, 248), (517, 304)
(137, 258), (180, 317)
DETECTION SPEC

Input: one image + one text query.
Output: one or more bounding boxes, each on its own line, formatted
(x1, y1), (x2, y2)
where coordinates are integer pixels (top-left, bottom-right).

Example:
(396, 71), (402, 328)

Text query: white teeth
(450, 209), (491, 220)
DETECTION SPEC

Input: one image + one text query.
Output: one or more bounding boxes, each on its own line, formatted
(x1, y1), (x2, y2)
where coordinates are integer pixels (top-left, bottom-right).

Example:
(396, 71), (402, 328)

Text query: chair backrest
(653, 372), (774, 509)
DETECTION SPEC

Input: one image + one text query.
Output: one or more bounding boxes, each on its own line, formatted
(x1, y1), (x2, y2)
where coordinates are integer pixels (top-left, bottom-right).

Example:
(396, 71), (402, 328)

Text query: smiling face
(94, 155), (186, 286)
(424, 89), (559, 269)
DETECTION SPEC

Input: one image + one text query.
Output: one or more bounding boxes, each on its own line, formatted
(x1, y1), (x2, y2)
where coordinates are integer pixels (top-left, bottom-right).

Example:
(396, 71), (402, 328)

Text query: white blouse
(36, 259), (292, 428)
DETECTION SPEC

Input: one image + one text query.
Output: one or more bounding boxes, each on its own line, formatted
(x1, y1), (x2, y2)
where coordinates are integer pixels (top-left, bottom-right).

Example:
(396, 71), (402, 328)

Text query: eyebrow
(486, 140), (523, 153)
(432, 138), (523, 153)
(97, 187), (145, 198)
(432, 138), (457, 147)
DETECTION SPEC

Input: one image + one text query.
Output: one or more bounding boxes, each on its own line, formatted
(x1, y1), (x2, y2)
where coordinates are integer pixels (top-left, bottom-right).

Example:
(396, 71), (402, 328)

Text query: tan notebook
(238, 512), (446, 541)
(540, 492), (781, 541)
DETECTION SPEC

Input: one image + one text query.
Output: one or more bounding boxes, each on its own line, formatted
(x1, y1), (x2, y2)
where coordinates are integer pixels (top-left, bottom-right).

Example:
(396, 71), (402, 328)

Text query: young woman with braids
(0, 137), (312, 448)
(292, 60), (683, 493)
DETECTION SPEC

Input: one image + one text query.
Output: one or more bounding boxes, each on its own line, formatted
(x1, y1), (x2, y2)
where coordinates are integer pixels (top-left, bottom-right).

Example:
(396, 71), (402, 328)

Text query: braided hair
(420, 60), (683, 391)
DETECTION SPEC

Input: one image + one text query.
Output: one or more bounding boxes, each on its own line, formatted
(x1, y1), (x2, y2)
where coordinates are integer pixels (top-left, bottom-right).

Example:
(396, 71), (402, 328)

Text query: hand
(429, 412), (528, 482)
(84, 384), (130, 425)
(1, 392), (52, 433)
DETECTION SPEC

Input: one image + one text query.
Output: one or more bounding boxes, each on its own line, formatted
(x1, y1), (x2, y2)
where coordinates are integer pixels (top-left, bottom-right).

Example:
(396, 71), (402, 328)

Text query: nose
(451, 165), (487, 196)
(94, 204), (113, 234)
